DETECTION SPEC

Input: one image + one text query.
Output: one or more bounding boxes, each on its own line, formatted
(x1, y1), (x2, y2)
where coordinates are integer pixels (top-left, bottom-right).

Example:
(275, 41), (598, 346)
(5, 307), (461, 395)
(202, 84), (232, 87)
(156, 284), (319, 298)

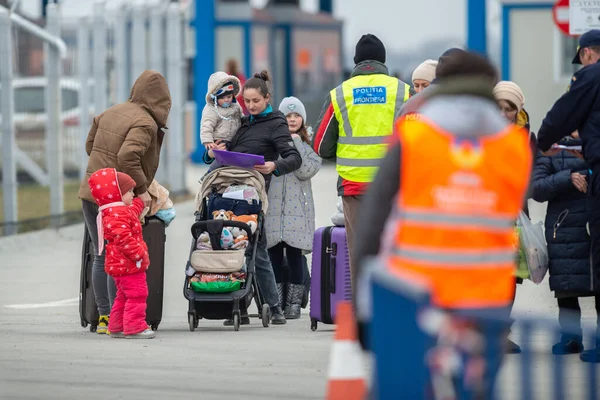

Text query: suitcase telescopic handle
(329, 243), (337, 293)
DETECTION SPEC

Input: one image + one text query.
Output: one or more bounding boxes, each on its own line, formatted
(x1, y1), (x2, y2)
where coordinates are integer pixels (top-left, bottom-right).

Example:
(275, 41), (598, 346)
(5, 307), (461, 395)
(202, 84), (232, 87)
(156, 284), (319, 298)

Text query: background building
(476, 0), (580, 132)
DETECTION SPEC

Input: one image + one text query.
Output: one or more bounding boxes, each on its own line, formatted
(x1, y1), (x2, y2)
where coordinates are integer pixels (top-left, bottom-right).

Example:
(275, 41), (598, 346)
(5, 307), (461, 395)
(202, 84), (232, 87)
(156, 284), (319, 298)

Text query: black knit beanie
(354, 34), (386, 65)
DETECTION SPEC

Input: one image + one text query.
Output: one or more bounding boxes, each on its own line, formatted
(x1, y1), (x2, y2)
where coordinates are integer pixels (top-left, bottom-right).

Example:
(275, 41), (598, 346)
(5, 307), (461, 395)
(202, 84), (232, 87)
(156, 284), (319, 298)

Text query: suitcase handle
(329, 243), (337, 293)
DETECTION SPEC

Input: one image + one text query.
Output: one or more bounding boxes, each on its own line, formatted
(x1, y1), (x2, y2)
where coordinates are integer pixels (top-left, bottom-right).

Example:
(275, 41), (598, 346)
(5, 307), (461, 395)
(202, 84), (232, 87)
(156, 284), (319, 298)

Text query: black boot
(270, 306), (287, 325)
(284, 283), (303, 319)
(580, 327), (600, 363)
(223, 314), (251, 326)
(552, 334), (584, 355)
(277, 282), (286, 311)
(506, 338), (522, 354)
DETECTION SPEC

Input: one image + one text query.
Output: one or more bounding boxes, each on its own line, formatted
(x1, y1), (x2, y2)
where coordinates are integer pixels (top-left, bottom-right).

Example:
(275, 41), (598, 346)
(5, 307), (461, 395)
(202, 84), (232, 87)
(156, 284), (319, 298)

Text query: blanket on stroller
(195, 167), (269, 213)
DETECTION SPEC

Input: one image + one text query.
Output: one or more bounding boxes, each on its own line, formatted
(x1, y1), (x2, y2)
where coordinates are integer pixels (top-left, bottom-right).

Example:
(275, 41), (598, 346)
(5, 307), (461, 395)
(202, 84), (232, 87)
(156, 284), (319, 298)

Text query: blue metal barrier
(367, 266), (600, 399)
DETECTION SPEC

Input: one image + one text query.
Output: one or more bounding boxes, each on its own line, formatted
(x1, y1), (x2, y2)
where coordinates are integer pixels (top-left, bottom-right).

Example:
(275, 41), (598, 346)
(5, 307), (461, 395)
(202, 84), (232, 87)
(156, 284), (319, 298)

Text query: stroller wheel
(233, 313), (240, 331)
(188, 314), (196, 332)
(262, 304), (270, 328)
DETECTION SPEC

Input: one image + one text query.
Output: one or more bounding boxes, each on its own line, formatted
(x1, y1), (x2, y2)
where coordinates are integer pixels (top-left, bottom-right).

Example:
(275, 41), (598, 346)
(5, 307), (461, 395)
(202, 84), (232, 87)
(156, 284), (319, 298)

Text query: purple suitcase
(309, 226), (352, 331)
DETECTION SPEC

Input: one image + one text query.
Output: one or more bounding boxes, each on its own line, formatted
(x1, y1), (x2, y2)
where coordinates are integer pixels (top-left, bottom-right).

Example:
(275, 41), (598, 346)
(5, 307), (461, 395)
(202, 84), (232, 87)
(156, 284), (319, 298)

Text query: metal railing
(0, 1), (189, 236)
(0, 2), (67, 235)
(364, 262), (600, 399)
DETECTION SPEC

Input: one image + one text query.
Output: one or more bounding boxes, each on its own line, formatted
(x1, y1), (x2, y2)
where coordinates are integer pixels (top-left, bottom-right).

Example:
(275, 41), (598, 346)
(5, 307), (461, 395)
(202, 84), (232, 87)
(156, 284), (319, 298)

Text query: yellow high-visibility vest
(330, 74), (410, 183)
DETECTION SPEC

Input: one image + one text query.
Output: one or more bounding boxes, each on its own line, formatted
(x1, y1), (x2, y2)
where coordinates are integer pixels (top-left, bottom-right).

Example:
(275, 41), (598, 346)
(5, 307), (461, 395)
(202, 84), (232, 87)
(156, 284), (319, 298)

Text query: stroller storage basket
(190, 250), (245, 273)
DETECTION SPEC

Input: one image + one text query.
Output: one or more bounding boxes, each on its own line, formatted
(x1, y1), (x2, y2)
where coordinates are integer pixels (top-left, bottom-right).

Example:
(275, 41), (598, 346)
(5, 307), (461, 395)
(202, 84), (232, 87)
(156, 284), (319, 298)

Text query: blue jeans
(82, 200), (117, 316)
(253, 235), (280, 309)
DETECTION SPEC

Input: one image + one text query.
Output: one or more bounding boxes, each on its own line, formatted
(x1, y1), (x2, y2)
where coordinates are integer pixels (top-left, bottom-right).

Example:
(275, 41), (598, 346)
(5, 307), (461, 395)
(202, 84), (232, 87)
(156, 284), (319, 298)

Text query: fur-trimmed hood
(206, 72), (241, 104)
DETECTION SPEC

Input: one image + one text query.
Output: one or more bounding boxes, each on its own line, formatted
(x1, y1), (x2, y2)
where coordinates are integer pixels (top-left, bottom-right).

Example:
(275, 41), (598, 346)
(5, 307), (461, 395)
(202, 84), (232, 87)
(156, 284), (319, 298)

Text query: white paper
(222, 190), (245, 200)
(554, 144), (582, 150)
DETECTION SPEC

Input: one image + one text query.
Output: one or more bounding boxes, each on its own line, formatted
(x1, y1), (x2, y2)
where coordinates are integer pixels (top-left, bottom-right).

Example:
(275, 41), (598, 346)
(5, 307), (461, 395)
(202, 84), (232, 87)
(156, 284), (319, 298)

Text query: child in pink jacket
(88, 168), (154, 339)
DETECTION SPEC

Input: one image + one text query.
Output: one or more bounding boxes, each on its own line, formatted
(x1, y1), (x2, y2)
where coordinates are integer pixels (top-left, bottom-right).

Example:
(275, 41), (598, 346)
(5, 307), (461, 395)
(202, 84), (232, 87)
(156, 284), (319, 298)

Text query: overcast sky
(18, 0), (465, 53)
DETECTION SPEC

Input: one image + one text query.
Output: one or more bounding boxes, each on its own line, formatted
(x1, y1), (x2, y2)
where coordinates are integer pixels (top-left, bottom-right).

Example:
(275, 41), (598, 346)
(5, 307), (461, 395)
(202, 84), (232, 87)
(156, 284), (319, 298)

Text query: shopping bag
(514, 226), (530, 280)
(517, 211), (549, 284)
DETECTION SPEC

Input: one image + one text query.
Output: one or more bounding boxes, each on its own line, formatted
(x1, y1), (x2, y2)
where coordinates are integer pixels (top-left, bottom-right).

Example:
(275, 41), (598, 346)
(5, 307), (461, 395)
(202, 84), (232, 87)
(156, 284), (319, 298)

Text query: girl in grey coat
(266, 97), (322, 319)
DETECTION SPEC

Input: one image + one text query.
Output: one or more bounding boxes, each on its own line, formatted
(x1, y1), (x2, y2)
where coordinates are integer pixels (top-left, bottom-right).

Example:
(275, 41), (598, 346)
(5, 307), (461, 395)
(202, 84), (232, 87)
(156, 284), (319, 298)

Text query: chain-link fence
(0, 1), (189, 236)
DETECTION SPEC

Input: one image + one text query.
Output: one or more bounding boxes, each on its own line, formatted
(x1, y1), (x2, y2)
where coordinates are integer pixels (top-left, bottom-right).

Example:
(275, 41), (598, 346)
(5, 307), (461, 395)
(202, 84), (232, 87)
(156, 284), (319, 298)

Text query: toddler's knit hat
(216, 81), (235, 99)
(116, 172), (136, 196)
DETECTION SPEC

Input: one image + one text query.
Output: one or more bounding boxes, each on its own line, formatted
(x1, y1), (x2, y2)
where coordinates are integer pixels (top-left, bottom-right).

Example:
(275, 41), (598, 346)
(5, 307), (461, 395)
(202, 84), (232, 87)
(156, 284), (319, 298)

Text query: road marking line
(4, 297), (79, 309)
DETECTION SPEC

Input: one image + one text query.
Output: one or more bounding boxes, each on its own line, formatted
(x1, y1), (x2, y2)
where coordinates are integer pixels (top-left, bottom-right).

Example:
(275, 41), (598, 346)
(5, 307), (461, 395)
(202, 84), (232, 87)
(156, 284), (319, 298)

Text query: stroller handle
(191, 220), (253, 241)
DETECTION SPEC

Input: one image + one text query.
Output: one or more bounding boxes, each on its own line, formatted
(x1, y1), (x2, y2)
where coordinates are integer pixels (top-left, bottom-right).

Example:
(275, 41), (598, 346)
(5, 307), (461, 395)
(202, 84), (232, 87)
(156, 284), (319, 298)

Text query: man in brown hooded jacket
(79, 70), (171, 334)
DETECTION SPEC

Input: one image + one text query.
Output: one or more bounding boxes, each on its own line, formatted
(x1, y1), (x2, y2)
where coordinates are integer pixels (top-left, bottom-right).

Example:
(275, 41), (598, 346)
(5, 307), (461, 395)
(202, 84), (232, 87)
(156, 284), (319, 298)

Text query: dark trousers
(82, 200), (116, 316)
(268, 242), (304, 284)
(588, 173), (600, 290)
(557, 296), (600, 337)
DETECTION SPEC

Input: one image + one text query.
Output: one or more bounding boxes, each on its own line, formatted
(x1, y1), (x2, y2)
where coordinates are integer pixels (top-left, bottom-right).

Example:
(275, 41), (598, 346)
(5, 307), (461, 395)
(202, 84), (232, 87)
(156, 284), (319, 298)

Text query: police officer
(537, 29), (600, 363)
(312, 34), (413, 292)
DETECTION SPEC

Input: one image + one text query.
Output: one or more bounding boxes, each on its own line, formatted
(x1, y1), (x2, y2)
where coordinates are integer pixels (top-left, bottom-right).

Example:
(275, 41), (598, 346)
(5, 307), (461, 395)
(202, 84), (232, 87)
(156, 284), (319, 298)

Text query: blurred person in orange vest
(353, 51), (533, 396)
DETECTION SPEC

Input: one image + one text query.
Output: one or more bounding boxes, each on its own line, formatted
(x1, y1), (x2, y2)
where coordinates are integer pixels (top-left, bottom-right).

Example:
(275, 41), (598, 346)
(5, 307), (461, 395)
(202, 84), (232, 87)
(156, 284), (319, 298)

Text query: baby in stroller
(184, 167), (277, 331)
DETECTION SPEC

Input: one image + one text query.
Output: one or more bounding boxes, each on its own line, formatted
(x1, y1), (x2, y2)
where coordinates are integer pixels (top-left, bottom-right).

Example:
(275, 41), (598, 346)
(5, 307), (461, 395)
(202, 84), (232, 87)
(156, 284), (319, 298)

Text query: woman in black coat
(531, 149), (598, 355)
(204, 71), (302, 326)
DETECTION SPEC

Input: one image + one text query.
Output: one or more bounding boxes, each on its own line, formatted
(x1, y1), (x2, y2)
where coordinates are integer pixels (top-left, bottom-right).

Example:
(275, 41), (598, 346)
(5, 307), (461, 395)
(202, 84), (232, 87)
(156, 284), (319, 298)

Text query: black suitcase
(143, 217), (166, 330)
(80, 226), (99, 331)
(79, 216), (166, 332)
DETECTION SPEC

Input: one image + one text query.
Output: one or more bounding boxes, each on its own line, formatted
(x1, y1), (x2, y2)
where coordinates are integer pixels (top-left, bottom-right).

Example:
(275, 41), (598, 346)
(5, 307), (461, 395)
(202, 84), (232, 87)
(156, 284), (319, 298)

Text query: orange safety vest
(388, 116), (532, 309)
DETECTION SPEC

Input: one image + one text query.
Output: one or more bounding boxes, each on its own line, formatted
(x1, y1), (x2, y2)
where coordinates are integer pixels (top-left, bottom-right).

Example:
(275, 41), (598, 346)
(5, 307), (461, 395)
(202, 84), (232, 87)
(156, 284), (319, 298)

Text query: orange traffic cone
(325, 301), (367, 400)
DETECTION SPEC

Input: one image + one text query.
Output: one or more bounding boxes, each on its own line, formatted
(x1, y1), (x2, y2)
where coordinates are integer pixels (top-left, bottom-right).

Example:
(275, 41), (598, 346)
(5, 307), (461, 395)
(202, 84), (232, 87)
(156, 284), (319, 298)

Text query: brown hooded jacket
(78, 70), (172, 202)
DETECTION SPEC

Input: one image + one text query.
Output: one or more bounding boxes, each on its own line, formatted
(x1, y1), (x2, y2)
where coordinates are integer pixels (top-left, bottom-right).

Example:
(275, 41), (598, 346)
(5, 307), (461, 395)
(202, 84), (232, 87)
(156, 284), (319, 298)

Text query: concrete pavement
(0, 163), (599, 399)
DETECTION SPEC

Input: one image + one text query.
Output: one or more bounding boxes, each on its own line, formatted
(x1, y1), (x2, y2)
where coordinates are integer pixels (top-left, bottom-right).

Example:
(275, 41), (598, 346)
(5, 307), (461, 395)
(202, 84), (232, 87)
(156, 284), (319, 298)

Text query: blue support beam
(319, 0), (333, 14)
(243, 23), (252, 78)
(190, 0), (215, 163)
(466, 0), (487, 55)
(284, 24), (293, 97)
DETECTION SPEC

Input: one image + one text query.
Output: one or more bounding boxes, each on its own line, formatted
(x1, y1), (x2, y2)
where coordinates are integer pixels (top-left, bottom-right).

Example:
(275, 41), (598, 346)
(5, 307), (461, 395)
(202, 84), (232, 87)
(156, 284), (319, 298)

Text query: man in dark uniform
(537, 29), (600, 363)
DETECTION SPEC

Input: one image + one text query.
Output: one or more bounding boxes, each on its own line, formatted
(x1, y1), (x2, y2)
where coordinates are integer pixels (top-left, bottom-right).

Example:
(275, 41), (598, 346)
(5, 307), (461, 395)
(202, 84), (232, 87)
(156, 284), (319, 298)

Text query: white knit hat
(278, 96), (307, 122)
(493, 81), (525, 113)
(412, 59), (438, 83)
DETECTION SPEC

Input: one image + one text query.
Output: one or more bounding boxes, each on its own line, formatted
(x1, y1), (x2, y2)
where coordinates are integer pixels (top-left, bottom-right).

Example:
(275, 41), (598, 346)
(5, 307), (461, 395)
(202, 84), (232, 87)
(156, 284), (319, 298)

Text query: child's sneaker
(125, 328), (155, 339)
(97, 315), (109, 334)
(107, 330), (125, 338)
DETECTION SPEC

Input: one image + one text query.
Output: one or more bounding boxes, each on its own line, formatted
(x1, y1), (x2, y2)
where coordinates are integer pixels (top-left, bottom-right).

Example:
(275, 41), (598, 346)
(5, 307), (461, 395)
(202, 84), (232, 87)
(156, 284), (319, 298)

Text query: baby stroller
(183, 167), (271, 332)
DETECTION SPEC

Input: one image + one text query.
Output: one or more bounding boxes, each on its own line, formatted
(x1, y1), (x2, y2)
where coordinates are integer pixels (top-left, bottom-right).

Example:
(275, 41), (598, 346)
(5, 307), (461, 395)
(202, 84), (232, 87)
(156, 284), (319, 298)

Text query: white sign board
(570, 1), (600, 35)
